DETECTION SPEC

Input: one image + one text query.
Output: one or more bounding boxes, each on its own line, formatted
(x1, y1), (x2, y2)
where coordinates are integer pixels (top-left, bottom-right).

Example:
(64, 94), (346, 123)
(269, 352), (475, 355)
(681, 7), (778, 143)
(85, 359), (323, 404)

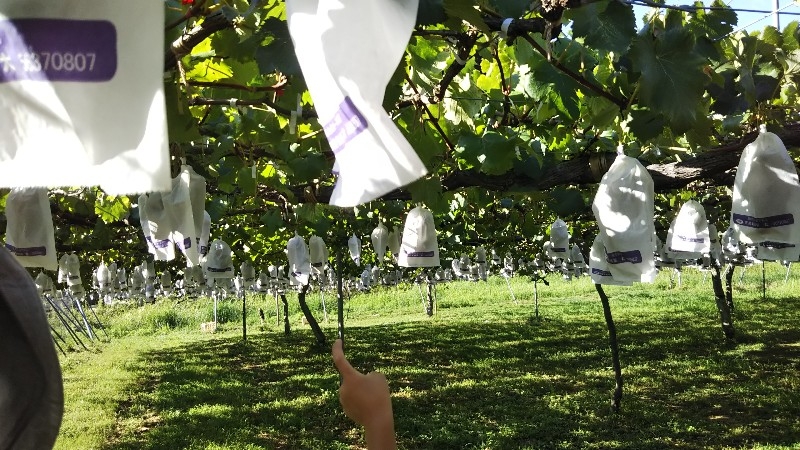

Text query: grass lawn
(53, 264), (800, 449)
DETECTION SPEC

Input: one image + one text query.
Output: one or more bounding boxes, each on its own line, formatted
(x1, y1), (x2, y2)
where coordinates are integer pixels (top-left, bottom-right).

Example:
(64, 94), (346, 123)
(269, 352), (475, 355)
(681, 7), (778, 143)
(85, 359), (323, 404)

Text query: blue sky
(633, 0), (800, 33)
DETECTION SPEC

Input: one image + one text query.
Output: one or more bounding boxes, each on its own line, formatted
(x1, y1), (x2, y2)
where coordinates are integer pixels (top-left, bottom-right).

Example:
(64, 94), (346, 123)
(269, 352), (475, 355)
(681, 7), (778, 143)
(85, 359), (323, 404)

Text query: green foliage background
(2, 0), (799, 272)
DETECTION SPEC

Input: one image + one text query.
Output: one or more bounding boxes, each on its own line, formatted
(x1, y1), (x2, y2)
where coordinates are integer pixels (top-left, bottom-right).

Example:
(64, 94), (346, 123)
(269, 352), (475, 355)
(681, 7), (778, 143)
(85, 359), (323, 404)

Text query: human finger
(331, 338), (360, 379)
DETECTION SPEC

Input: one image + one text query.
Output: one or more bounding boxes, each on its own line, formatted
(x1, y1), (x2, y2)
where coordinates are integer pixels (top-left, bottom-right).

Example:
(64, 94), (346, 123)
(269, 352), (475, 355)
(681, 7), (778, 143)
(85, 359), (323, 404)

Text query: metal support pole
(72, 294), (95, 341)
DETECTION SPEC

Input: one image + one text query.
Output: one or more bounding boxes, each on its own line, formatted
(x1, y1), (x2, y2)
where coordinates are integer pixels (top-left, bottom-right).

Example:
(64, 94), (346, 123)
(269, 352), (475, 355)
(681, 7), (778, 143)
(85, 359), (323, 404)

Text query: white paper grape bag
(348, 234), (361, 266)
(592, 154), (656, 283)
(286, 0), (427, 206)
(475, 246), (487, 263)
(198, 211), (211, 256)
(721, 226), (740, 262)
(398, 206), (440, 268)
(731, 129), (800, 245)
(4, 188), (57, 270)
(163, 169), (200, 267)
(388, 225), (401, 259)
(287, 233), (311, 286)
(571, 244), (586, 268)
(755, 241), (799, 262)
(309, 235), (329, 269)
(139, 192), (176, 262)
(240, 261), (255, 282)
(666, 200), (710, 258)
(549, 219), (570, 260)
(205, 240), (233, 280)
(589, 235), (629, 286)
(0, 0), (169, 194)
(370, 223), (389, 264)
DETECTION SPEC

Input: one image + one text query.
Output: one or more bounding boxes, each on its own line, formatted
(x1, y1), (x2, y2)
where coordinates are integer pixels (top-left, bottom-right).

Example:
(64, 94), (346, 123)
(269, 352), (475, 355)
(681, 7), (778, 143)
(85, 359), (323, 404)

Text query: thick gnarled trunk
(711, 266), (736, 340)
(297, 284), (326, 348)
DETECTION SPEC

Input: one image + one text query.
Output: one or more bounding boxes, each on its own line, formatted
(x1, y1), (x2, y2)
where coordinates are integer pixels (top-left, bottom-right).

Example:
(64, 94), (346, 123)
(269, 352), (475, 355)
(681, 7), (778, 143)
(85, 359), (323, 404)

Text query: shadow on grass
(102, 294), (800, 450)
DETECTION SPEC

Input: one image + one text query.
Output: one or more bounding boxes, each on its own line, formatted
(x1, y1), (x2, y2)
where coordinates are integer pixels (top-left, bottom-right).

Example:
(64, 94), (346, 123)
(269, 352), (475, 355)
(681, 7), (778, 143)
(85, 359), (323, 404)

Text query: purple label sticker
(606, 250), (643, 264)
(675, 235), (706, 243)
(323, 97), (368, 154)
(147, 236), (172, 249)
(0, 18), (117, 83)
(591, 268), (613, 277)
(406, 250), (435, 258)
(732, 213), (794, 229)
(760, 241), (796, 249)
(175, 237), (192, 251)
(5, 243), (46, 256)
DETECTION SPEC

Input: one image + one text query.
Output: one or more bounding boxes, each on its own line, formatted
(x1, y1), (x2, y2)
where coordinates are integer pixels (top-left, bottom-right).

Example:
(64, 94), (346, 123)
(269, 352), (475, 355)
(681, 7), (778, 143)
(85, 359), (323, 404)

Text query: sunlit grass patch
(55, 264), (800, 449)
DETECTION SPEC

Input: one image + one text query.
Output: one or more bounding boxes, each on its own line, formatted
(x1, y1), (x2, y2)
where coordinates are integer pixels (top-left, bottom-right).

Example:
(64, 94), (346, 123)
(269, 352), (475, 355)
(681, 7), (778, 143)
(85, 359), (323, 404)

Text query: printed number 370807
(19, 51), (96, 72)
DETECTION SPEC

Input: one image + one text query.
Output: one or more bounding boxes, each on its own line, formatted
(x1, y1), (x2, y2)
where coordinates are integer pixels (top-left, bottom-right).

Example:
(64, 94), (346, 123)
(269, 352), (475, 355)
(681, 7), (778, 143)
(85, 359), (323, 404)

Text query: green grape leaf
(417, 0), (446, 25)
(238, 166), (256, 195)
(585, 96), (620, 129)
(164, 83), (201, 143)
(782, 21), (799, 51)
(524, 49), (582, 120)
(403, 120), (443, 168)
(626, 109), (666, 142)
(95, 195), (130, 223)
(255, 17), (302, 76)
(567, 0), (636, 54)
(260, 210), (285, 235)
(689, 0), (737, 39)
(456, 131), (484, 167)
(207, 197), (229, 222)
(630, 27), (707, 132)
(185, 59), (233, 82)
(480, 132), (516, 175)
(548, 187), (586, 217)
(488, 0), (530, 18)
(513, 155), (543, 181)
(443, 0), (490, 34)
(406, 176), (446, 212)
(90, 219), (112, 250)
(225, 59), (261, 86)
(288, 154), (328, 182)
(684, 110), (714, 148)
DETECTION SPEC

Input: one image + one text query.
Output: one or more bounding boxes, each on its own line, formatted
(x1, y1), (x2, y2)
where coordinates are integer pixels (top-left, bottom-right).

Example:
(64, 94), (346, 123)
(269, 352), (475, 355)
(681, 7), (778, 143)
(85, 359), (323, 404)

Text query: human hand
(332, 339), (395, 449)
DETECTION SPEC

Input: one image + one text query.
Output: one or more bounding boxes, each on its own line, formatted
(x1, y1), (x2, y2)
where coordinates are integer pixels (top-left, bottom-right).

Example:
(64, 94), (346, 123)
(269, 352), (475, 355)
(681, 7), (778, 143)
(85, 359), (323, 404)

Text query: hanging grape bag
(4, 188), (57, 271)
(286, 0), (427, 206)
(731, 129), (800, 246)
(0, 0), (169, 194)
(666, 199), (710, 260)
(592, 154), (657, 283)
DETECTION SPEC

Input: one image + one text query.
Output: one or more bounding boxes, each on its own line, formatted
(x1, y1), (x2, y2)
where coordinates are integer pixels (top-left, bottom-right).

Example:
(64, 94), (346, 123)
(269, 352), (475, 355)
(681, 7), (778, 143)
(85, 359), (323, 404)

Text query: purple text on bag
(0, 18), (116, 83)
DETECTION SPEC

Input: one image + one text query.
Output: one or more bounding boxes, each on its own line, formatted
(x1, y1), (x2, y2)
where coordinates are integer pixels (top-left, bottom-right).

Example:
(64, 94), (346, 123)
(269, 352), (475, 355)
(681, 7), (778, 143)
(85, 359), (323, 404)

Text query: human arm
(332, 339), (396, 450)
